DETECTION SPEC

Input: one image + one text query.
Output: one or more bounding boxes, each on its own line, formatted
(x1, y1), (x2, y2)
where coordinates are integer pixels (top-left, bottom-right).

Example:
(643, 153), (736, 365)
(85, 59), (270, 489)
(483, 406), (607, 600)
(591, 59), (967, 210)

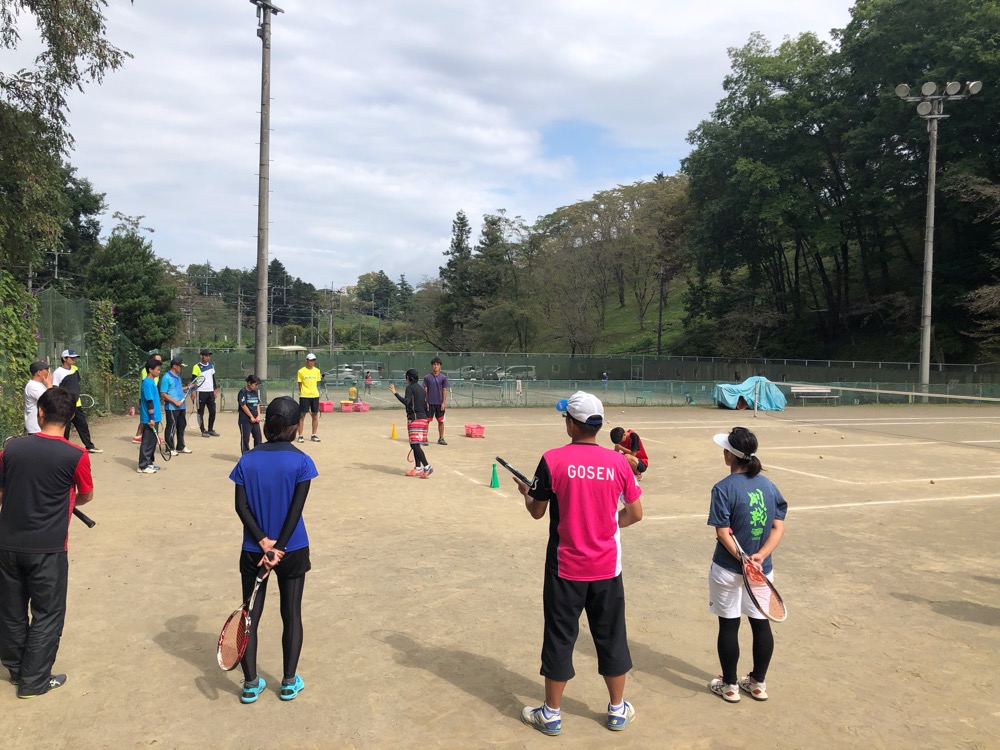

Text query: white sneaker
(709, 676), (740, 703)
(170, 450), (179, 456)
(606, 700), (635, 730)
(520, 705), (561, 735)
(179, 448), (192, 454)
(136, 466), (157, 474)
(738, 674), (768, 701)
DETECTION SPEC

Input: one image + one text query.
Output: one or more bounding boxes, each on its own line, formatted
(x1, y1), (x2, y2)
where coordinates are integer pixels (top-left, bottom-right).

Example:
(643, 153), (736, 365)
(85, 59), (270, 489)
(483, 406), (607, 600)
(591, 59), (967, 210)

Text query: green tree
(85, 213), (181, 350)
(0, 0), (130, 269)
(436, 210), (475, 350)
(395, 274), (414, 319)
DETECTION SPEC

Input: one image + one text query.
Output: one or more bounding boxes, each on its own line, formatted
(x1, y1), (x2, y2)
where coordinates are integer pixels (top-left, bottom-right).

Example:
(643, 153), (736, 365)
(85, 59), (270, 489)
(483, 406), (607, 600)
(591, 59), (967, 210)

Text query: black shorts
(428, 404), (446, 421)
(636, 460), (647, 474)
(299, 397), (319, 414)
(239, 547), (311, 580)
(540, 571), (632, 681)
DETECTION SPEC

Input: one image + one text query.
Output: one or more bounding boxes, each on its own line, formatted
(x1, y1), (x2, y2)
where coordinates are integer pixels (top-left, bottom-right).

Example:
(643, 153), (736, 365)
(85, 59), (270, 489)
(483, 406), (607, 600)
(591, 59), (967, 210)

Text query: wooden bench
(790, 385), (840, 405)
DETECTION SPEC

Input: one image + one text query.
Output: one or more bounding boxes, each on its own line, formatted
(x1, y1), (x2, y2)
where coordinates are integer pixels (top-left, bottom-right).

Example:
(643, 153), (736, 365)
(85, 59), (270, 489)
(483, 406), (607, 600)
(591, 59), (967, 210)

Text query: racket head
(190, 374), (206, 389)
(217, 608), (250, 670)
(79, 393), (96, 409)
(742, 569), (787, 622)
(158, 440), (172, 461)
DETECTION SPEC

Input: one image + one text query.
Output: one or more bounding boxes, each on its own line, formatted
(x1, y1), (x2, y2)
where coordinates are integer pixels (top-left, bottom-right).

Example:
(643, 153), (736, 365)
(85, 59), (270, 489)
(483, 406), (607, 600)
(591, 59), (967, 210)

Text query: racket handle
(73, 508), (96, 528)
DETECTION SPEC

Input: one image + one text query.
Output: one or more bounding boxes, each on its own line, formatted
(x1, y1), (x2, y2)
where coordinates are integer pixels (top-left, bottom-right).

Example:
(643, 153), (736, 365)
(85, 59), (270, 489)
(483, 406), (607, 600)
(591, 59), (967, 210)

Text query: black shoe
(202, 431), (211, 438)
(17, 673), (66, 698)
(208, 430), (221, 437)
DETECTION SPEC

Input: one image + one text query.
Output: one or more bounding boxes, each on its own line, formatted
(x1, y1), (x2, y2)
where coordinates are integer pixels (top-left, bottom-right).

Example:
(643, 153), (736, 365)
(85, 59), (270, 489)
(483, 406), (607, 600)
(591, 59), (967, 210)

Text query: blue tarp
(712, 376), (787, 411)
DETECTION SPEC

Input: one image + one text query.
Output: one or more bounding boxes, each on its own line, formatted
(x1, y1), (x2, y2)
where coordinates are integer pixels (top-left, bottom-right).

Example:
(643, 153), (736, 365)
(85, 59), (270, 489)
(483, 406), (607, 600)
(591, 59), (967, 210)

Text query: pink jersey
(531, 442), (641, 581)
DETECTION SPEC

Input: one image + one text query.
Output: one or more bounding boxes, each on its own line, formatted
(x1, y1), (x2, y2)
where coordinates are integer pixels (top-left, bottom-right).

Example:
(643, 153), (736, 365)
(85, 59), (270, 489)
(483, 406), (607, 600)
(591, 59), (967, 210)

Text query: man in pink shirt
(512, 391), (643, 736)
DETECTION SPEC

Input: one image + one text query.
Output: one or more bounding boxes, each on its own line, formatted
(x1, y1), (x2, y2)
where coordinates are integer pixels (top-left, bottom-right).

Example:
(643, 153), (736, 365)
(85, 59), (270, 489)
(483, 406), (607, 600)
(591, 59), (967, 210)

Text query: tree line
(4, 0), (1000, 363)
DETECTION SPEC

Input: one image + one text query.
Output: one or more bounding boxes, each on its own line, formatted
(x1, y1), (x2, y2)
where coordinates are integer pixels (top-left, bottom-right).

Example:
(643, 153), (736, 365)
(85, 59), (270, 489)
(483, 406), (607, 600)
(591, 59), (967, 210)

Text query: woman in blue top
(706, 427), (787, 704)
(229, 396), (318, 704)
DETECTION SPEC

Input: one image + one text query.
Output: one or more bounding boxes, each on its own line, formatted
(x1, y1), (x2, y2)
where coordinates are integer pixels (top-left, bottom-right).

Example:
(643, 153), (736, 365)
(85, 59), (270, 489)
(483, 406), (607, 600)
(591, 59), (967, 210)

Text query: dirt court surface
(2, 403), (998, 749)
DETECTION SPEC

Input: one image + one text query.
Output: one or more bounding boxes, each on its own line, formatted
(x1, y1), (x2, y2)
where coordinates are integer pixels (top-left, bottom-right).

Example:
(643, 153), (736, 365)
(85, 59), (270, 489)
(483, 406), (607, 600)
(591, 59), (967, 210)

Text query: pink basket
(340, 403), (353, 413)
(464, 423), (485, 438)
(358, 402), (370, 412)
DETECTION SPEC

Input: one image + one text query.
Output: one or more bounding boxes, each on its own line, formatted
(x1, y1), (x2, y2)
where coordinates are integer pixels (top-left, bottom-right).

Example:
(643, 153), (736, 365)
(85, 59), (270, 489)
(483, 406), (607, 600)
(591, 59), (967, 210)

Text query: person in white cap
(706, 426), (787, 704)
(296, 353), (322, 443)
(51, 350), (101, 453)
(512, 391), (643, 736)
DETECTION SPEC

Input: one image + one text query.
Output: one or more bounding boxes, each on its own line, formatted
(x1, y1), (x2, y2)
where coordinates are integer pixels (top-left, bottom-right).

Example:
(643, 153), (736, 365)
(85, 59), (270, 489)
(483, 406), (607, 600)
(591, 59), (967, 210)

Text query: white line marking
(643, 493), (1000, 521)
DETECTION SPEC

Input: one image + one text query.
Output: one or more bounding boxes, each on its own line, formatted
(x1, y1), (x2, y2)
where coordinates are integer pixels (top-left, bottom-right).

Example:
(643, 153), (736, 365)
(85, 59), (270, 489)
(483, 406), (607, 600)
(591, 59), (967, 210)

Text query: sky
(45, 0), (856, 290)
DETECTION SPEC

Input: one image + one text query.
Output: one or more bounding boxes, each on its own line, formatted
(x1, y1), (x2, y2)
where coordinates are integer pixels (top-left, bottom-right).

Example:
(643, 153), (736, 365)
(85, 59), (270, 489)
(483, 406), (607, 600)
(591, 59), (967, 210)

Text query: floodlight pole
(251, 0), (284, 382)
(895, 80), (982, 401)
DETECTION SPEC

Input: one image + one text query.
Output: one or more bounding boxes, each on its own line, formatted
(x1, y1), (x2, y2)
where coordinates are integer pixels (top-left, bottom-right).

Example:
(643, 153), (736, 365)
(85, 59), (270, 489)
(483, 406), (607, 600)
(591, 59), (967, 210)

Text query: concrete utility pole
(251, 0), (284, 381)
(237, 285), (243, 349)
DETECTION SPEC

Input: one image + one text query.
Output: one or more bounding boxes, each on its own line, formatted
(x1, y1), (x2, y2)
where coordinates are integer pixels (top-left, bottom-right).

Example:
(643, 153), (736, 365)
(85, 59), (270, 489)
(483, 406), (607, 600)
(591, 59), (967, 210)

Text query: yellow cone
(390, 422), (398, 440)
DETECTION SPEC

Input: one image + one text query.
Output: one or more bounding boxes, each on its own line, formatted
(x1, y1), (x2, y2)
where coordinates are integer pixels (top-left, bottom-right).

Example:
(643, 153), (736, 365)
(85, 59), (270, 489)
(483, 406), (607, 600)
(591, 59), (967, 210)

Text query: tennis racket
(185, 374), (206, 394)
(79, 393), (96, 409)
(217, 551), (275, 671)
(729, 529), (787, 622)
(155, 423), (171, 462)
(73, 508), (96, 528)
(496, 456), (531, 485)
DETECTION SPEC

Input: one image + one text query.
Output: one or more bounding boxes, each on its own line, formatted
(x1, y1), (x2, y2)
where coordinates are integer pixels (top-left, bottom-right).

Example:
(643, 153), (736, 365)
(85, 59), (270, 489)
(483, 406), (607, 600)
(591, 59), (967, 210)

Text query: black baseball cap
(30, 360), (50, 375)
(265, 396), (300, 424)
(199, 348), (212, 356)
(170, 357), (184, 366)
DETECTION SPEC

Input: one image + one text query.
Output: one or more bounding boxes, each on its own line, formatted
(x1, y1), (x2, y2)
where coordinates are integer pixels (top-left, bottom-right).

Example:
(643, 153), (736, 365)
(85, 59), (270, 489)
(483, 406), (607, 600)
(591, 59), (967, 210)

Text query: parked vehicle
(323, 365), (357, 384)
(502, 365), (537, 381)
(483, 366), (505, 381)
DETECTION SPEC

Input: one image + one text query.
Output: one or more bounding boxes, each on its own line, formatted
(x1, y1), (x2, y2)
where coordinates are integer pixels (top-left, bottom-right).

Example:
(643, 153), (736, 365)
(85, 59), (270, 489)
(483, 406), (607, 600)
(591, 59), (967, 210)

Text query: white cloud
(59, 0), (854, 288)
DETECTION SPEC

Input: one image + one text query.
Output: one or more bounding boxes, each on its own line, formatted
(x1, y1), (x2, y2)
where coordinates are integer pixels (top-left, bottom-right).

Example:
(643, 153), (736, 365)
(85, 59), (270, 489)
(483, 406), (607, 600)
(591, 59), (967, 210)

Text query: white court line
(766, 463), (1000, 485)
(481, 418), (1000, 430)
(643, 493), (1000, 521)
(454, 469), (510, 497)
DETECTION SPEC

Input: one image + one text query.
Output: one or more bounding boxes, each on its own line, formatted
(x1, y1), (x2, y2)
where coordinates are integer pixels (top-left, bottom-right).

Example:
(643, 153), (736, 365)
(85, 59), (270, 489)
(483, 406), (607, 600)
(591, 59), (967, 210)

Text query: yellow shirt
(297, 366), (321, 399)
(348, 385), (358, 401)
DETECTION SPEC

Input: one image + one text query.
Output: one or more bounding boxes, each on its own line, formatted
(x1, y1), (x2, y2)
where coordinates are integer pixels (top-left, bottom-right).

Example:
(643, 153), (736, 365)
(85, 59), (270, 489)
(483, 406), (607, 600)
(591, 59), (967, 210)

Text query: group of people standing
(134, 349), (222, 473)
(22, 351), (103, 454)
(509, 392), (787, 736)
(388, 356), (450, 478)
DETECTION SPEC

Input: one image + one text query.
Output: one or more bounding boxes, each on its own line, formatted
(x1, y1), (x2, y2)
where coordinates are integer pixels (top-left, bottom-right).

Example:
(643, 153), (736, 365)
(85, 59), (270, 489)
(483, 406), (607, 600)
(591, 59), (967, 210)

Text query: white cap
(713, 433), (752, 460)
(61, 349), (78, 358)
(305, 353), (317, 360)
(556, 391), (604, 426)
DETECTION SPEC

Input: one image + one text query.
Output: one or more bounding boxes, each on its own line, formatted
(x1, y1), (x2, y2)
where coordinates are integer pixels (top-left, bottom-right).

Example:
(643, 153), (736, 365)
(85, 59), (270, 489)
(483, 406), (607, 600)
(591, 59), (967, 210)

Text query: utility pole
(655, 263), (666, 356)
(237, 285), (243, 349)
(251, 0), (284, 381)
(48, 248), (67, 281)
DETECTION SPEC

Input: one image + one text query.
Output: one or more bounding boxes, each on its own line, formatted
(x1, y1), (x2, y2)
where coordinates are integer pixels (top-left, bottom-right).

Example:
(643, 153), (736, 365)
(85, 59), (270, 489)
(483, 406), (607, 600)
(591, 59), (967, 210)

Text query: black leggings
(410, 442), (428, 468)
(197, 391), (216, 432)
(716, 616), (773, 685)
(240, 572), (305, 683)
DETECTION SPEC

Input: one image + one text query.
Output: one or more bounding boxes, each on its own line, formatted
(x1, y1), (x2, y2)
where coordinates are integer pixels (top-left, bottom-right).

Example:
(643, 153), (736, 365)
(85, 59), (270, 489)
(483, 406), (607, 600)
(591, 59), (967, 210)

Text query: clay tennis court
(2, 403), (998, 748)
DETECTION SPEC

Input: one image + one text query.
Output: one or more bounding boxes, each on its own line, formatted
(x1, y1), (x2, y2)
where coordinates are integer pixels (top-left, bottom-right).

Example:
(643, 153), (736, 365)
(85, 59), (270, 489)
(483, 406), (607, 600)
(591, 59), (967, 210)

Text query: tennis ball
(818, 455), (823, 459)
(930, 479), (935, 484)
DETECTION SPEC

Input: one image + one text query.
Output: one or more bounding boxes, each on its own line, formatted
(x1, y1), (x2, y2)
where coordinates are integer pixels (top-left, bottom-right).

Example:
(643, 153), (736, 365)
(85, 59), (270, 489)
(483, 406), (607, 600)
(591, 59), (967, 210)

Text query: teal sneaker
(521, 704), (562, 735)
(240, 677), (266, 704)
(607, 700), (635, 730)
(280, 674), (304, 701)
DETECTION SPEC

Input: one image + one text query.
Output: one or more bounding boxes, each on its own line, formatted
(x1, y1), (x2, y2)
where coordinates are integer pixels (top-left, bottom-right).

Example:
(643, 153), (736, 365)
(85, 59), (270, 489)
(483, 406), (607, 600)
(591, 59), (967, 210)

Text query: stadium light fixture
(895, 78), (982, 399)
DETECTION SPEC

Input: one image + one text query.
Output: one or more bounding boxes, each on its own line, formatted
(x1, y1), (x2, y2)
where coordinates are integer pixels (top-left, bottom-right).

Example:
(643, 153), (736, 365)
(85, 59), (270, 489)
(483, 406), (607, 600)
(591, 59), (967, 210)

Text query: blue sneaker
(521, 704), (561, 735)
(240, 677), (266, 704)
(606, 700), (635, 730)
(280, 674), (304, 701)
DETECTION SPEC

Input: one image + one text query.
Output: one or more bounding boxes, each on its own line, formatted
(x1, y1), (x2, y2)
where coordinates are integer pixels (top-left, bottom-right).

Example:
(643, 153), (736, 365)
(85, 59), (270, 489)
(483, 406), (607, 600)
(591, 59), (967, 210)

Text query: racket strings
(746, 576), (786, 621)
(218, 611), (250, 670)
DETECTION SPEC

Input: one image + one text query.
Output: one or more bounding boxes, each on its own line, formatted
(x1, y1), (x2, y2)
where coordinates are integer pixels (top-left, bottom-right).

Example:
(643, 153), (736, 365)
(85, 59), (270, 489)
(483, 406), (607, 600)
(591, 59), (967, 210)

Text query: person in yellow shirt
(296, 353), (323, 443)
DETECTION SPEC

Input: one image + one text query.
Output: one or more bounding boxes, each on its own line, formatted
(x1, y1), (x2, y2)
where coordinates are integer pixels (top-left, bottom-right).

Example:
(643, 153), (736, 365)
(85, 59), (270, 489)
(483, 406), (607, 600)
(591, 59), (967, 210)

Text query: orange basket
(464, 423), (485, 438)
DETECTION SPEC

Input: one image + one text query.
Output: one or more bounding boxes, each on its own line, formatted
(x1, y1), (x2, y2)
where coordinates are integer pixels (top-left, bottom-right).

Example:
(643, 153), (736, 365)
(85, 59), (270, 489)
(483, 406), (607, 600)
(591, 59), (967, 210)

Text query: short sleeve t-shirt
(191, 361), (215, 392)
(24, 380), (48, 433)
(529, 442), (642, 581)
(0, 433), (93, 553)
(140, 377), (162, 424)
(52, 365), (81, 401)
(237, 387), (260, 421)
(423, 372), (449, 405)
(229, 442), (319, 553)
(159, 369), (185, 411)
(623, 430), (649, 467)
(297, 367), (321, 399)
(707, 472), (788, 575)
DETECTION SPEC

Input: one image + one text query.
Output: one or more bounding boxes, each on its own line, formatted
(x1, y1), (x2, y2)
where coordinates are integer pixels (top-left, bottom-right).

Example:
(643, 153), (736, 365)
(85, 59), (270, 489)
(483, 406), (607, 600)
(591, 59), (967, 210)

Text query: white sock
(609, 701), (624, 712)
(542, 702), (560, 718)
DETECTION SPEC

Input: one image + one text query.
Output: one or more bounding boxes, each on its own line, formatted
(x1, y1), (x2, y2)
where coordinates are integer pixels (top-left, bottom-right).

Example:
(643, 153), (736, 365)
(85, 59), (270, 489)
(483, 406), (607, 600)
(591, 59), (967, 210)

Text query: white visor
(713, 433), (748, 460)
